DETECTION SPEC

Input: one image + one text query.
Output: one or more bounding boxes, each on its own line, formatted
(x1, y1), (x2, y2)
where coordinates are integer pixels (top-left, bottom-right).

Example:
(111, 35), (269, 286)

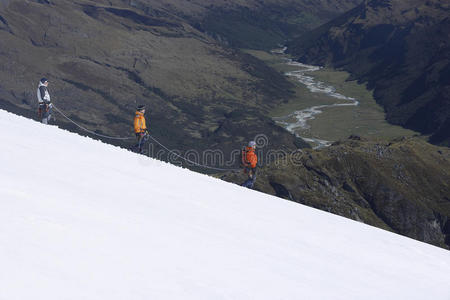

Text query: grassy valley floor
(244, 50), (418, 146)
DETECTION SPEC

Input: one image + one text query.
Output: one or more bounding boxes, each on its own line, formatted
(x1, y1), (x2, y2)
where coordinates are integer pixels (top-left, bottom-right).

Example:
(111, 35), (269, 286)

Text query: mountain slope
(0, 0), (365, 159)
(0, 0), (307, 160)
(169, 0), (363, 49)
(288, 0), (450, 146)
(1, 111), (450, 299)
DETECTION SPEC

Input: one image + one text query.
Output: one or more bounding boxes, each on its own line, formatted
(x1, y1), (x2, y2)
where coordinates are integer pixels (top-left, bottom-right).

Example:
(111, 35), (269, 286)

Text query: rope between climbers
(53, 104), (240, 172)
(146, 134), (241, 172)
(53, 105), (134, 140)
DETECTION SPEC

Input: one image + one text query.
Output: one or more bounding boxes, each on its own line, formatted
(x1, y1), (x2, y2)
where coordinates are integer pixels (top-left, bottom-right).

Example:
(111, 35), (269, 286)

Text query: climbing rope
(53, 104), (240, 172)
(53, 105), (134, 140)
(145, 134), (241, 172)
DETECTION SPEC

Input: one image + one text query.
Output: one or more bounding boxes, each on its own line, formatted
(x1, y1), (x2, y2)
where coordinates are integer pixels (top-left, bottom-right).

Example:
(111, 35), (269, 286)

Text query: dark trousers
(39, 103), (52, 124)
(134, 133), (149, 153)
(242, 167), (257, 189)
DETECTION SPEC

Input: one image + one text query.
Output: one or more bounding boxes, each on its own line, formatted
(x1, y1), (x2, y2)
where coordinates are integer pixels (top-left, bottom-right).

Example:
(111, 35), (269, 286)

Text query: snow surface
(0, 109), (449, 300)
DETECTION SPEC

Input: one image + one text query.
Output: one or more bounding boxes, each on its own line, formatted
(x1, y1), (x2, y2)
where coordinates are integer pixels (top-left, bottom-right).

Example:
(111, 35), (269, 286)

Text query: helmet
(248, 141), (256, 148)
(40, 77), (48, 84)
(137, 105), (145, 111)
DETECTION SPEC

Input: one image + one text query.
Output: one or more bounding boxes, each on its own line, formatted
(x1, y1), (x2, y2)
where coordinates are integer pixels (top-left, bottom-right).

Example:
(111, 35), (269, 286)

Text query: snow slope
(0, 109), (449, 300)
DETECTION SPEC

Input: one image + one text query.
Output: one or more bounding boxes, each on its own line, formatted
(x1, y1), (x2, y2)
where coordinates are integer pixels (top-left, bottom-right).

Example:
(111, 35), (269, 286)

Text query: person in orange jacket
(133, 105), (149, 153)
(241, 140), (258, 189)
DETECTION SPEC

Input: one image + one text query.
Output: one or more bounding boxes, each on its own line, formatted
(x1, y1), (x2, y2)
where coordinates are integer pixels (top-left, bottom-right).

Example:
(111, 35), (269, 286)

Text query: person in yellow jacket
(133, 105), (149, 153)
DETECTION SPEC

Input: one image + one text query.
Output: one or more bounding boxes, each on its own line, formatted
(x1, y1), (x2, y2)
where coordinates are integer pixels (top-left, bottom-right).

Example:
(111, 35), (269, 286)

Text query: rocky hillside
(123, 0), (361, 49)
(173, 0), (362, 49)
(0, 0), (364, 163)
(0, 0), (310, 161)
(288, 0), (450, 146)
(222, 136), (450, 249)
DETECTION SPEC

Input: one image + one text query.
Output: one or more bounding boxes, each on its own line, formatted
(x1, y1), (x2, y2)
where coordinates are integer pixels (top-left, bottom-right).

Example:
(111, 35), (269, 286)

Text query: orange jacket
(243, 147), (257, 168)
(134, 111), (147, 133)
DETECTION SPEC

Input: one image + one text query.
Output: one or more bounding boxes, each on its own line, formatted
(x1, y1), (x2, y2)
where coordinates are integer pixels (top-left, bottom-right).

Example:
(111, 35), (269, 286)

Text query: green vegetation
(245, 50), (417, 144)
(288, 12), (321, 28)
(305, 69), (418, 142)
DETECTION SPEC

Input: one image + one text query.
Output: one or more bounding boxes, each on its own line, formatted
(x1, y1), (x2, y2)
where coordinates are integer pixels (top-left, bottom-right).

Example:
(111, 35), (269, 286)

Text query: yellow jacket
(134, 111), (147, 134)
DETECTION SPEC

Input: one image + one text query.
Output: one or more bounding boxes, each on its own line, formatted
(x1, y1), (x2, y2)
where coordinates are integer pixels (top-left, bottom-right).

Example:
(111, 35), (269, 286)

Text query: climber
(241, 140), (258, 189)
(133, 105), (149, 153)
(36, 78), (52, 124)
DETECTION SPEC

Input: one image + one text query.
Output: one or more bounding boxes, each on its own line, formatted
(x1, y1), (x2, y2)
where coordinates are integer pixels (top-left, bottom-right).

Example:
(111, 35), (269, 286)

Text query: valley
(288, 0), (450, 146)
(245, 49), (417, 148)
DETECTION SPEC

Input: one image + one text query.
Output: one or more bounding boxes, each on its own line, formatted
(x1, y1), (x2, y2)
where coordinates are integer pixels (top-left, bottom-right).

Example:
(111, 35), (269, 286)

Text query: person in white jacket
(37, 77), (52, 124)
